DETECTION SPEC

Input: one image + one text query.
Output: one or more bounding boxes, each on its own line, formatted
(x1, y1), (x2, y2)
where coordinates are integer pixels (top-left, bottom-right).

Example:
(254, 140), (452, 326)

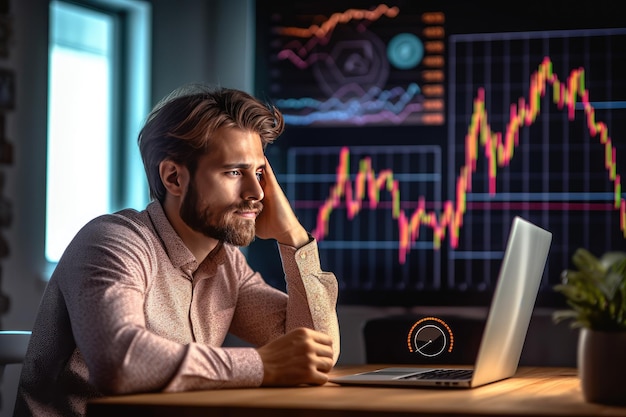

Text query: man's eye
(256, 172), (263, 181)
(228, 170), (241, 176)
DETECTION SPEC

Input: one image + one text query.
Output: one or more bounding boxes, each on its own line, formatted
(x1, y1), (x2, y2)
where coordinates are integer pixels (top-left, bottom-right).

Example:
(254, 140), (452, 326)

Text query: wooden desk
(87, 365), (626, 417)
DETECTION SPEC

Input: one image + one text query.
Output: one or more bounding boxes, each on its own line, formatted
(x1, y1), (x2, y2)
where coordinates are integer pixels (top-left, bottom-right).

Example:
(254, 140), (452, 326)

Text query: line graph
(447, 27), (626, 292)
(287, 145), (443, 290)
(308, 57), (624, 266)
(275, 4), (400, 43)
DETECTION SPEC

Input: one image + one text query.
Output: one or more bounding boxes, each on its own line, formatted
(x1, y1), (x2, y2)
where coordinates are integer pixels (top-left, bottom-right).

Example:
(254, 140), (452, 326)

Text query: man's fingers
(314, 340), (334, 359)
(315, 355), (334, 373)
(257, 328), (337, 387)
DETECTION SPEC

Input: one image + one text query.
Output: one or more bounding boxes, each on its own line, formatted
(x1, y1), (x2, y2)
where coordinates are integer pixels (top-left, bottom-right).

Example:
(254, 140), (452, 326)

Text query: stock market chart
(253, 0), (625, 306)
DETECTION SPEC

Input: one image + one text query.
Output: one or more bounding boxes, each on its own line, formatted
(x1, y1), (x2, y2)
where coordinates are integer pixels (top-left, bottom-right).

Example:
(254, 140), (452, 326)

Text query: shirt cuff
(278, 236), (322, 278)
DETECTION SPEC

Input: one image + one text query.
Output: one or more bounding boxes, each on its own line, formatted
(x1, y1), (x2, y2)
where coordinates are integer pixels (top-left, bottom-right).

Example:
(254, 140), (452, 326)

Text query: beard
(180, 179), (263, 247)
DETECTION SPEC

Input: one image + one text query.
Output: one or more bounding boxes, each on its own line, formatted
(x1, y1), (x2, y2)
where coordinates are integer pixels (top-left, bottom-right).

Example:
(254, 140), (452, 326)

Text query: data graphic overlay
(407, 317), (454, 357)
(447, 28), (626, 294)
(259, 2), (445, 126)
(254, 1), (625, 307)
(287, 145), (443, 292)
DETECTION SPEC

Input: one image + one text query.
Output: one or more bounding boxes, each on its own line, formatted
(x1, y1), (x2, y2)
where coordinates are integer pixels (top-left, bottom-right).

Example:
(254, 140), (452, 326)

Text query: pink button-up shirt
(14, 201), (340, 417)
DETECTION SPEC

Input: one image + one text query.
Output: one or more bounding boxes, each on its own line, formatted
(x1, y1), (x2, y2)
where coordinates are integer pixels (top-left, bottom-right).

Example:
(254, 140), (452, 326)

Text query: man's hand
(255, 157), (310, 247)
(257, 328), (335, 386)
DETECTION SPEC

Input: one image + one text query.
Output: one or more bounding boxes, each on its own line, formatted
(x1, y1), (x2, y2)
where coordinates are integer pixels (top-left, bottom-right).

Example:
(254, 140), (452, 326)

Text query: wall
(1, 1), (49, 414)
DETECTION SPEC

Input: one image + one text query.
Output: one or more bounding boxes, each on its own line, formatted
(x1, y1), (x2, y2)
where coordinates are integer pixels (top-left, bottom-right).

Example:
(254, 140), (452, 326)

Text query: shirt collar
(147, 201), (197, 271)
(146, 201), (227, 273)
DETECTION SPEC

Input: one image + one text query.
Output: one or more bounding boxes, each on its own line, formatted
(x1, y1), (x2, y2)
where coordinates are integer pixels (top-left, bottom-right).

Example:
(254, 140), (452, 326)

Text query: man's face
(179, 127), (265, 247)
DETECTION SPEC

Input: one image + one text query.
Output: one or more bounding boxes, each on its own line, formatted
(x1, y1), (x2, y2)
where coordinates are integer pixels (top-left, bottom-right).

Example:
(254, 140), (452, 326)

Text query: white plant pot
(578, 327), (626, 405)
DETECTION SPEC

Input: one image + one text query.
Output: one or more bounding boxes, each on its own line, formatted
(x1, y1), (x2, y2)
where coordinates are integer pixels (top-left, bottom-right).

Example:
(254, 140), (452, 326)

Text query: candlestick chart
(254, 1), (626, 306)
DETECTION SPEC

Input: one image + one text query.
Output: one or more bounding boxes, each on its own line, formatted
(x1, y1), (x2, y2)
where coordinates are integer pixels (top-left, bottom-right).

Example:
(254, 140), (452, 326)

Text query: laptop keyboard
(400, 369), (473, 381)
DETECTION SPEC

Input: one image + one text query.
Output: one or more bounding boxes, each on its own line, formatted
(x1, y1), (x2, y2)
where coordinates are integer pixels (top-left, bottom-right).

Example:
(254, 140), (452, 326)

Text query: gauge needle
(417, 340), (432, 353)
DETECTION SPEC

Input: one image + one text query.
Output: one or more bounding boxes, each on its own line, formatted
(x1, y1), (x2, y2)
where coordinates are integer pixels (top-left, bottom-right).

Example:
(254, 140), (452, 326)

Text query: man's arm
(60, 215), (265, 394)
(278, 239), (341, 364)
(250, 156), (341, 377)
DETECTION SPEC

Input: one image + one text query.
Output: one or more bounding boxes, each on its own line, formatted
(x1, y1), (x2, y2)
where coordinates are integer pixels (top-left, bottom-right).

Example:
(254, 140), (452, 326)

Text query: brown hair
(138, 85), (285, 202)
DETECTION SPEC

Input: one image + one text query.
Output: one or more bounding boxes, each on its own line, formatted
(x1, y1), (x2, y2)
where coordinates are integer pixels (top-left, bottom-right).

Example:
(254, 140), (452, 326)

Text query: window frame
(45, 0), (151, 269)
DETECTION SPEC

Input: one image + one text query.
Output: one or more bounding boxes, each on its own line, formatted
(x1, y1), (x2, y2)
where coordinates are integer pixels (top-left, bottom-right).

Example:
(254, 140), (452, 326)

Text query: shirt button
(300, 252), (307, 260)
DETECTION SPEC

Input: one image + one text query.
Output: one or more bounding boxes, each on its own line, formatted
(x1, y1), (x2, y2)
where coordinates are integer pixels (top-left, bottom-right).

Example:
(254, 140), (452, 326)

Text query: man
(13, 86), (341, 417)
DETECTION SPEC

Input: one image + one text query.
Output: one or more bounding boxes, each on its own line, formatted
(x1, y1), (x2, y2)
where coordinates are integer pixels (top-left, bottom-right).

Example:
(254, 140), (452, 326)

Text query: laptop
(330, 216), (552, 389)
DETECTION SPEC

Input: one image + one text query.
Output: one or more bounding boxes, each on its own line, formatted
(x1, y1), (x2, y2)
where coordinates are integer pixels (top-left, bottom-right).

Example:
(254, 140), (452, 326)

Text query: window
(46, 0), (150, 264)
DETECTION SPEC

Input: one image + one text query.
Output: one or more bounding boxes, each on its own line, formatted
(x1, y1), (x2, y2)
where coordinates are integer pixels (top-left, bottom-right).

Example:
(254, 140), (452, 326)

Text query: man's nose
(243, 175), (264, 201)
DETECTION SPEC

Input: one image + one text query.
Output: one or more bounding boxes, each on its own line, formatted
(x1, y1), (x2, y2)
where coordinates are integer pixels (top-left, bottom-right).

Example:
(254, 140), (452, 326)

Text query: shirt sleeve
(279, 238), (341, 364)
(227, 238), (340, 365)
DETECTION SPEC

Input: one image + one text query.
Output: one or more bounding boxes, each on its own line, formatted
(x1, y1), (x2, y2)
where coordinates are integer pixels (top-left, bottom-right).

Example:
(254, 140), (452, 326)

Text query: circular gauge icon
(407, 317), (454, 357)
(413, 324), (446, 357)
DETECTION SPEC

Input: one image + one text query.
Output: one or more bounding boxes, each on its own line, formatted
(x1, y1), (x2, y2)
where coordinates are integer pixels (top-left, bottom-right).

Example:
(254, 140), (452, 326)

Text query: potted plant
(553, 248), (626, 405)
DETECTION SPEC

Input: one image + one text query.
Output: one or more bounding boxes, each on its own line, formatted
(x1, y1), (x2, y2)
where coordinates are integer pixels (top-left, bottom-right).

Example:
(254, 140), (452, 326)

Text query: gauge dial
(413, 324), (446, 357)
(407, 317), (454, 357)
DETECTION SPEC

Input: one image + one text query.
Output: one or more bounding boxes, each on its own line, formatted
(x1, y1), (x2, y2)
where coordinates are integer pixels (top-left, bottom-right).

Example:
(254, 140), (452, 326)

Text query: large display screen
(252, 0), (625, 306)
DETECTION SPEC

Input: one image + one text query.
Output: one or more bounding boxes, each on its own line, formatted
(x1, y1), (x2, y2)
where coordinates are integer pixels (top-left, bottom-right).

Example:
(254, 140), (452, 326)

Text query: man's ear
(159, 160), (187, 197)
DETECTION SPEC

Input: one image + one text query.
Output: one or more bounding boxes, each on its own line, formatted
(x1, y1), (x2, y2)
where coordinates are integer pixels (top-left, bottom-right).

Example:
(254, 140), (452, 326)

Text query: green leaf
(552, 248), (626, 331)
(572, 248), (604, 276)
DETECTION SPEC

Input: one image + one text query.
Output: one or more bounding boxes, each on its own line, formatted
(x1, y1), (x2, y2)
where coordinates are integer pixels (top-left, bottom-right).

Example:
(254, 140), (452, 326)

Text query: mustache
(234, 201), (263, 212)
